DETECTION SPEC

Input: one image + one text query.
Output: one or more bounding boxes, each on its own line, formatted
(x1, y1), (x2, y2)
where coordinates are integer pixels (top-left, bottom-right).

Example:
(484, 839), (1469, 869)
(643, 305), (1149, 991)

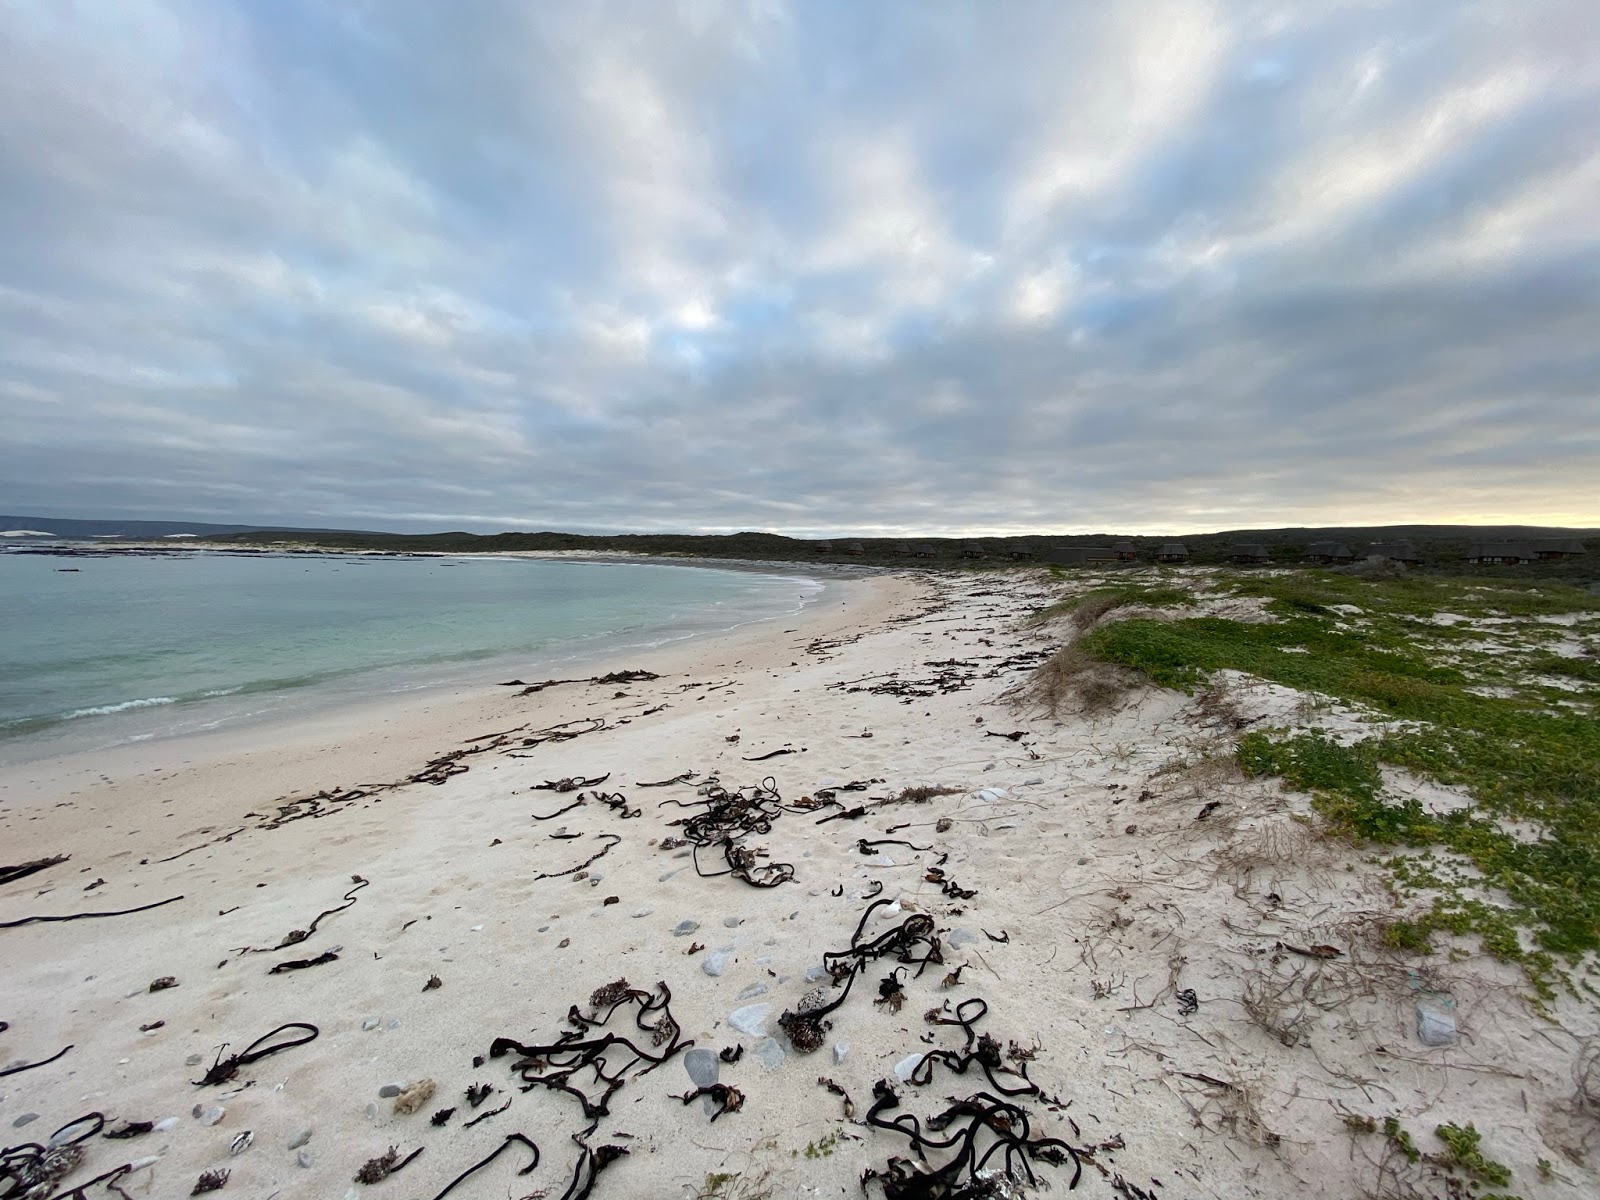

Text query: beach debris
(193, 1021), (319, 1086)
(104, 1120), (153, 1140)
(672, 1083), (745, 1121)
(423, 974), (442, 991)
(394, 1079), (437, 1115)
(191, 1167), (230, 1194)
(1176, 989), (1199, 1016)
(354, 1145), (423, 1185)
(0, 853), (69, 886)
(983, 929), (1010, 944)
(819, 1076), (855, 1119)
(507, 669), (659, 696)
(718, 1044), (744, 1064)
(531, 795), (587, 822)
(148, 975), (178, 992)
(140, 1020), (165, 1032)
(0, 1042), (73, 1078)
(466, 1083), (494, 1108)
(1416, 999), (1458, 1047)
(861, 1082), (1086, 1199)
(684, 941), (705, 954)
(536, 834), (621, 881)
(531, 774), (611, 793)
(742, 746), (801, 761)
(229, 1130), (253, 1155)
(462, 1096), (512, 1127)
(0, 893), (183, 929)
(430, 1108), (455, 1126)
(637, 772), (697, 788)
(237, 875), (367, 954)
(269, 949), (339, 973)
(485, 978), (689, 1123)
(424, 1133), (540, 1200)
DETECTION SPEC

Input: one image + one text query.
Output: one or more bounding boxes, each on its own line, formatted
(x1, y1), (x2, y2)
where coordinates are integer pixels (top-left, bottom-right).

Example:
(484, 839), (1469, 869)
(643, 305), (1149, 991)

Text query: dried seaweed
(191, 1167), (229, 1194)
(536, 833), (621, 881)
(237, 875), (367, 954)
(268, 949), (338, 973)
(424, 1133), (539, 1200)
(194, 1022), (319, 1086)
(0, 854), (69, 886)
(354, 1145), (423, 1184)
(673, 1083), (745, 1121)
(0, 1042), (73, 1078)
(486, 979), (690, 1129)
(531, 774), (611, 792)
(0, 894), (183, 929)
(668, 777), (801, 889)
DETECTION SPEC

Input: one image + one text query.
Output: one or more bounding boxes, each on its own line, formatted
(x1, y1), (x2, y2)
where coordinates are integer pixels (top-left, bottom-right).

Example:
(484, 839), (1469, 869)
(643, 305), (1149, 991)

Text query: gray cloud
(2, 0), (1597, 535)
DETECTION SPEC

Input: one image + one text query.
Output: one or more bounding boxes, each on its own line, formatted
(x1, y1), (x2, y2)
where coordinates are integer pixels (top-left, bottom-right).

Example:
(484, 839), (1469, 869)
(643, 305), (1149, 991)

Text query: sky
(2, 0), (1598, 537)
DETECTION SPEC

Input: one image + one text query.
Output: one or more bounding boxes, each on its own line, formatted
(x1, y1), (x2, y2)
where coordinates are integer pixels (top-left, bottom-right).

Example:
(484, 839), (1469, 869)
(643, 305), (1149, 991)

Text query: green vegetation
(1031, 582), (1194, 627)
(1434, 1122), (1514, 1188)
(794, 1132), (840, 1160)
(1070, 570), (1600, 996)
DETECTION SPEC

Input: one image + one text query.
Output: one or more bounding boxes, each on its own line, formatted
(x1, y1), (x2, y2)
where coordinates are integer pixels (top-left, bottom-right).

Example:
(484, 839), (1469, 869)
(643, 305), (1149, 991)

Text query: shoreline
(2, 566), (1592, 1200)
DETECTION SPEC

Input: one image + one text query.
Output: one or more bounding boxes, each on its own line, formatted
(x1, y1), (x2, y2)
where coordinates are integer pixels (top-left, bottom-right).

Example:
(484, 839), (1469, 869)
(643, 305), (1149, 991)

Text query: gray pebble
(186, 1053), (205, 1065)
(659, 868), (685, 882)
(1077, 857), (1089, 866)
(804, 964), (829, 982)
(753, 1037), (786, 1069)
(1022, 777), (1044, 786)
(728, 1003), (773, 1036)
(833, 1043), (849, 1065)
(736, 983), (768, 1001)
(1415, 1000), (1457, 1047)
(807, 888), (822, 898)
(11, 1114), (39, 1129)
(672, 919), (699, 937)
(287, 1128), (313, 1150)
(361, 1017), (380, 1031)
(153, 1117), (179, 1132)
(588, 873), (603, 886)
(632, 908), (652, 918)
(683, 1048), (720, 1088)
(947, 927), (980, 948)
(198, 1105), (225, 1127)
(385, 1018), (400, 1030)
(702, 950), (732, 977)
(297, 1150), (314, 1169)
(537, 925), (549, 933)
(364, 1103), (377, 1119)
(893, 1053), (924, 1081)
(377, 1082), (406, 1098)
(722, 916), (743, 928)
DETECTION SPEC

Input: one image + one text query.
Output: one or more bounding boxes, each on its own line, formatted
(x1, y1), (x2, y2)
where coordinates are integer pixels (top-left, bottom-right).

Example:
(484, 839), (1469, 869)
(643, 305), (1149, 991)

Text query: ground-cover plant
(1075, 571), (1600, 997)
(1030, 581), (1194, 628)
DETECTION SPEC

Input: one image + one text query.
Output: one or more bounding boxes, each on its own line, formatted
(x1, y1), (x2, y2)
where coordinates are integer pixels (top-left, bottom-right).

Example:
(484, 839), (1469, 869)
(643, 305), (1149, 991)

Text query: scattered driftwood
(0, 854), (69, 886)
(0, 894), (182, 929)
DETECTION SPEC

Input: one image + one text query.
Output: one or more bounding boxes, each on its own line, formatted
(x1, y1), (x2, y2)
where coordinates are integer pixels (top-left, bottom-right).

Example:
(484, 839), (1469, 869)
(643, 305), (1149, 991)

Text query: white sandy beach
(2, 568), (1595, 1200)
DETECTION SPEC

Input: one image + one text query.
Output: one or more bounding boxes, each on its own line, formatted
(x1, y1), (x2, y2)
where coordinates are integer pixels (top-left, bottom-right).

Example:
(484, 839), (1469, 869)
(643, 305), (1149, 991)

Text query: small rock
(683, 1048), (720, 1088)
(728, 1003), (772, 1036)
(833, 1043), (849, 1065)
(361, 1017), (380, 1031)
(297, 1150), (314, 1169)
(1416, 1000), (1457, 1047)
(378, 1082), (407, 1098)
(186, 1053), (205, 1065)
(754, 1037), (785, 1068)
(893, 1054), (924, 1081)
(198, 1105), (225, 1126)
(1077, 857), (1090, 866)
(470, 924), (483, 931)
(128, 1156), (159, 1173)
(287, 1128), (313, 1150)
(722, 916), (743, 928)
(947, 928), (980, 948)
(364, 1103), (377, 1119)
(386, 1018), (401, 1030)
(11, 1114), (38, 1129)
(1022, 777), (1044, 786)
(229, 1130), (253, 1155)
(632, 908), (652, 918)
(702, 950), (733, 977)
(736, 983), (768, 1001)
(153, 1117), (179, 1132)
(804, 965), (829, 982)
(589, 873), (603, 885)
(672, 919), (699, 937)
(148, 976), (177, 992)
(659, 868), (685, 882)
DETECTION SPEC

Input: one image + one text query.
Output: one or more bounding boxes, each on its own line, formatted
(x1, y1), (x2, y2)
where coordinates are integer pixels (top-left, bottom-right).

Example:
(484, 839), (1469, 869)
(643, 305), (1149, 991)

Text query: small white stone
(153, 1117), (179, 1132)
(833, 1043), (849, 1065)
(728, 1003), (772, 1036)
(736, 983), (768, 1001)
(702, 950), (733, 977)
(128, 1156), (159, 1173)
(632, 908), (652, 918)
(470, 924), (483, 932)
(230, 1130), (253, 1155)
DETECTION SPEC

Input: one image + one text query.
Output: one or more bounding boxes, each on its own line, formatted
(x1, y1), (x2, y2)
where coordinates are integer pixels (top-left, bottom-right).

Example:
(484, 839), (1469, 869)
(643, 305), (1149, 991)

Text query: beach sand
(2, 568), (1594, 1199)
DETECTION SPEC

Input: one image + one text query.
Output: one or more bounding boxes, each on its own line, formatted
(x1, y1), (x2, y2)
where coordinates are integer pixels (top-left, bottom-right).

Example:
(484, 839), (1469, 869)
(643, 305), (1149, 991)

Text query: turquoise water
(0, 551), (822, 762)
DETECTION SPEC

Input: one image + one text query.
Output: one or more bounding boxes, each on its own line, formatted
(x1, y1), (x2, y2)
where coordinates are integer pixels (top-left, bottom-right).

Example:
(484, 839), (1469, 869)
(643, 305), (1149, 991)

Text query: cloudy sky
(2, 0), (1597, 535)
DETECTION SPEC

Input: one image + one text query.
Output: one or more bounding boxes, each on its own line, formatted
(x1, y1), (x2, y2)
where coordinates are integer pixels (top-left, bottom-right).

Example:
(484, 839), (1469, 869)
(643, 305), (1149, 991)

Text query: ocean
(0, 550), (824, 764)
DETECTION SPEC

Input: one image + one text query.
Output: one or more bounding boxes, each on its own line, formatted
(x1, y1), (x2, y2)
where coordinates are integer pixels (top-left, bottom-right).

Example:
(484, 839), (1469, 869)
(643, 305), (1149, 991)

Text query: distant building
(891, 542), (912, 556)
(1466, 542), (1537, 565)
(1008, 546), (1036, 561)
(1534, 538), (1587, 560)
(813, 541), (834, 554)
(1046, 546), (1118, 567)
(1362, 540), (1421, 564)
(1112, 540), (1139, 561)
(961, 542), (987, 559)
(1155, 542), (1189, 563)
(1229, 543), (1271, 565)
(913, 544), (937, 559)
(841, 540), (865, 555)
(1304, 541), (1355, 565)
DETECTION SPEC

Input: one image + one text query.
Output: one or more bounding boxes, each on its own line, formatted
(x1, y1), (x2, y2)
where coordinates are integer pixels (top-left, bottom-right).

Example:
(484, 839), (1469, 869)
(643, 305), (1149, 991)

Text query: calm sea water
(0, 551), (823, 763)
